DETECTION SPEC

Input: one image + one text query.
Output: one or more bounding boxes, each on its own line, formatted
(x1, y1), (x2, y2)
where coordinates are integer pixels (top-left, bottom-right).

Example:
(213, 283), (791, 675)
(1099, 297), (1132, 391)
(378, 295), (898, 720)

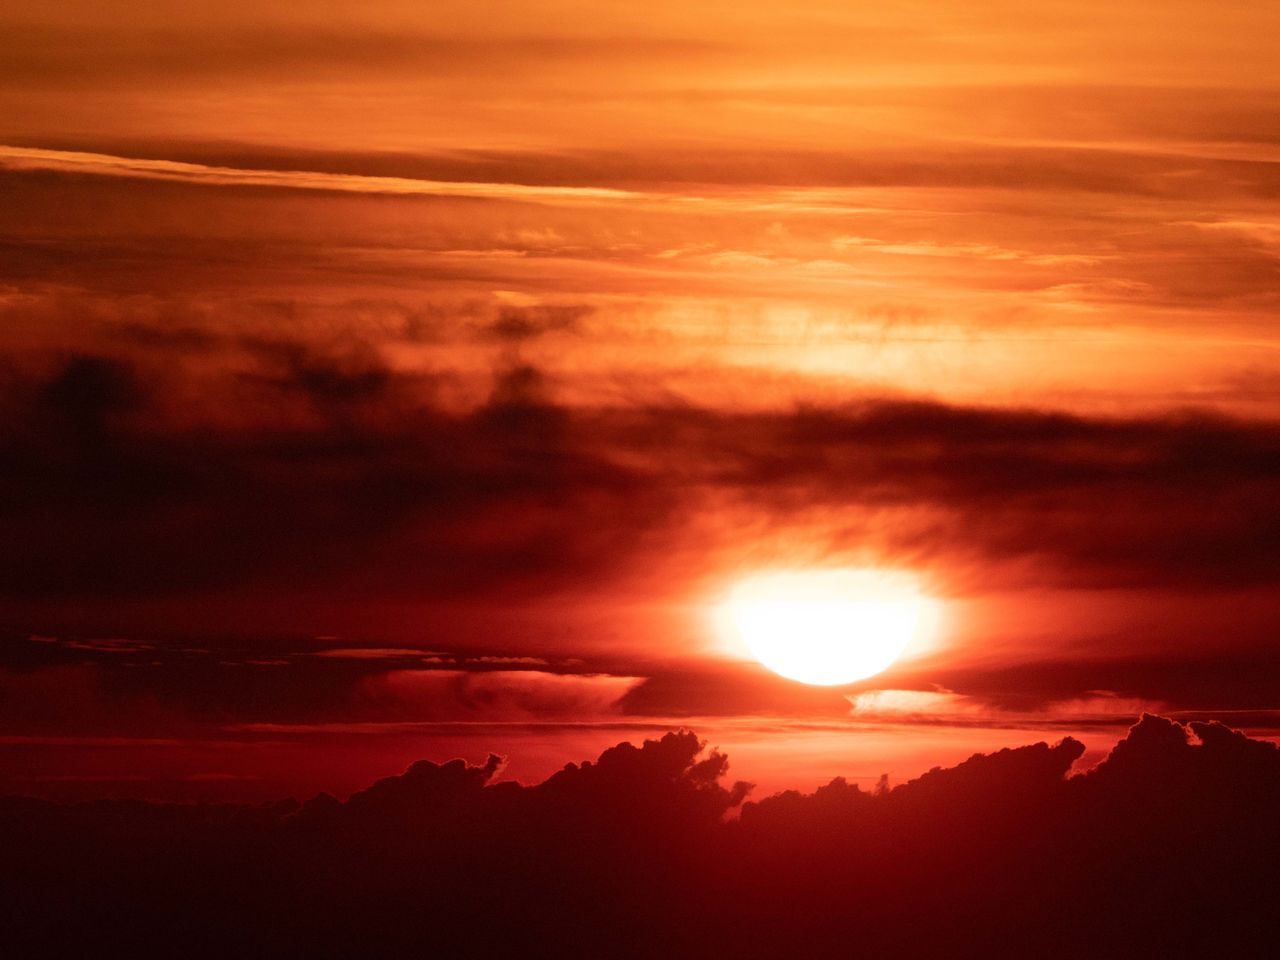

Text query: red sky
(2, 0), (1279, 800)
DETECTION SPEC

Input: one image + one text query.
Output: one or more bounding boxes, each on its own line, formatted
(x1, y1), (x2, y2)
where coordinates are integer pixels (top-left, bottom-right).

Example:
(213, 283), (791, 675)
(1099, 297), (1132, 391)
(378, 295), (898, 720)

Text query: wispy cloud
(0, 146), (639, 206)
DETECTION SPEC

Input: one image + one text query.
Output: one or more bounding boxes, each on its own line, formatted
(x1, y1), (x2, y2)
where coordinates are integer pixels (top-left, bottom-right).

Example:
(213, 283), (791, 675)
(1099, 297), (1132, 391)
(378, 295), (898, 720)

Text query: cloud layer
(4, 715), (1278, 958)
(3, 346), (1277, 611)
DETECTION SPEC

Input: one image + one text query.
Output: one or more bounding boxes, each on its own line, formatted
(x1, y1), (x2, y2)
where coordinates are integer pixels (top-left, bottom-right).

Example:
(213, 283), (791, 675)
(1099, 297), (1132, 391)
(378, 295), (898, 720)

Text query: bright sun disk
(724, 569), (935, 686)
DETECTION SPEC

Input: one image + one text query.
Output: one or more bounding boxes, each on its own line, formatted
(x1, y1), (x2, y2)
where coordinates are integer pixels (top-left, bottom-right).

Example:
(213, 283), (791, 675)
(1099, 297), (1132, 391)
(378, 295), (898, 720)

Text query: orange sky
(2, 0), (1279, 798)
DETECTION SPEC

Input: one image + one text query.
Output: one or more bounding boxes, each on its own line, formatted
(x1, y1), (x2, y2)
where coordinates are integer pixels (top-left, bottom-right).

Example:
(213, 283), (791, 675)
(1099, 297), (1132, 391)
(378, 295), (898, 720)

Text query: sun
(723, 569), (935, 686)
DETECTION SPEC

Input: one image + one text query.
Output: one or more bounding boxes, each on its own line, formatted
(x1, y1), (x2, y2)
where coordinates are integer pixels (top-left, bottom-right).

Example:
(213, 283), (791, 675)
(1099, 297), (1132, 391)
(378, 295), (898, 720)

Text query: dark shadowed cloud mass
(4, 716), (1279, 958)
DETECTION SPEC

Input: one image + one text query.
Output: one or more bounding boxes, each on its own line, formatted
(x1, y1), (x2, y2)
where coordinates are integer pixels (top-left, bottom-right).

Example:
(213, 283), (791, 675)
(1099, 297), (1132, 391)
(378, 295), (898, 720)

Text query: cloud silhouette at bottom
(3, 715), (1278, 959)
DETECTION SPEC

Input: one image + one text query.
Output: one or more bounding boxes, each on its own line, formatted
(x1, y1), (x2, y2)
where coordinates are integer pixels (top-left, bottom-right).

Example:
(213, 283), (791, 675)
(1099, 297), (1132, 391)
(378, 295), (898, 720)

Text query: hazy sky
(2, 0), (1278, 799)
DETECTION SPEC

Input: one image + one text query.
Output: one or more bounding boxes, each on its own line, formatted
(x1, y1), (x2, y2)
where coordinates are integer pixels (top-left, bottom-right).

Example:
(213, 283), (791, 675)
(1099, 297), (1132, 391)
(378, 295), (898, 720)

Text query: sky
(2, 0), (1279, 801)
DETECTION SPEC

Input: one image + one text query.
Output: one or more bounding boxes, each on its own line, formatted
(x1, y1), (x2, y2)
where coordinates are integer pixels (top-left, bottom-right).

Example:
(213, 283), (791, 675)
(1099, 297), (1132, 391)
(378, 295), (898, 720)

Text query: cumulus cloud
(3, 716), (1278, 957)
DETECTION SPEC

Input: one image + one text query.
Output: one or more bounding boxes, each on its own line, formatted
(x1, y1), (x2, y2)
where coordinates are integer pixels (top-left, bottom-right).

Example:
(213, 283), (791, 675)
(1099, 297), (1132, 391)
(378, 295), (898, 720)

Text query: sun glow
(724, 569), (936, 686)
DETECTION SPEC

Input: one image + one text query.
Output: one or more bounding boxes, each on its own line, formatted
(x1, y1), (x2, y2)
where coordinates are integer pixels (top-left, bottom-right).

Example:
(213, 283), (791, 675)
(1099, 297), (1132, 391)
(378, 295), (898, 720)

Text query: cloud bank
(3, 715), (1277, 958)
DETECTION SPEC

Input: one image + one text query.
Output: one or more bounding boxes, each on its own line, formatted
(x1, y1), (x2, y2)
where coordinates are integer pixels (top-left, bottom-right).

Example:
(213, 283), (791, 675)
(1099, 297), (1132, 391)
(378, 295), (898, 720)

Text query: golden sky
(2, 0), (1279, 797)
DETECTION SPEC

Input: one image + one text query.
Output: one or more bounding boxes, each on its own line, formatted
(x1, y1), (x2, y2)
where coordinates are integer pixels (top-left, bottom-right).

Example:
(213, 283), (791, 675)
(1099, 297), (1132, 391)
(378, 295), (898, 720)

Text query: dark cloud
(0, 632), (644, 743)
(485, 304), (592, 342)
(3, 716), (1278, 958)
(242, 339), (394, 406)
(1, 349), (1278, 629)
(914, 651), (1280, 715)
(0, 348), (653, 606)
(619, 650), (1280, 726)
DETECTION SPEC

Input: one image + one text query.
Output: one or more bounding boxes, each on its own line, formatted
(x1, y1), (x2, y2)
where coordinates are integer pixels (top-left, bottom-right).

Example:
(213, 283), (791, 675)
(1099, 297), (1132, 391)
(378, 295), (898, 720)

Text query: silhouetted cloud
(3, 716), (1277, 958)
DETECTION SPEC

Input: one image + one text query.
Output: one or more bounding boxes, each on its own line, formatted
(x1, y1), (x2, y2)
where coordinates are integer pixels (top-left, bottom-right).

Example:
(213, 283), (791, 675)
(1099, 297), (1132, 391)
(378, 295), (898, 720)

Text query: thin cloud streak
(0, 144), (887, 217)
(0, 145), (639, 206)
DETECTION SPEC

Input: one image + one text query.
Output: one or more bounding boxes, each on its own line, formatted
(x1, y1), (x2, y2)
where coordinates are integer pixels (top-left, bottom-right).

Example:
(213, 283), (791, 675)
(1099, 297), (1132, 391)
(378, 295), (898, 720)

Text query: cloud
(847, 687), (1163, 727)
(11, 142), (1280, 225)
(847, 687), (983, 719)
(311, 648), (443, 660)
(484, 304), (592, 342)
(0, 146), (639, 206)
(3, 716), (1278, 957)
(2, 347), (1278, 637)
(5, 139), (1280, 347)
(358, 669), (644, 721)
